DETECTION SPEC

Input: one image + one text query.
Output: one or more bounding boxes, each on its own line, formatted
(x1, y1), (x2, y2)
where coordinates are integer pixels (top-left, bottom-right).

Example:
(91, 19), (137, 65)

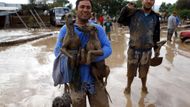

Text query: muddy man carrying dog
(54, 0), (112, 107)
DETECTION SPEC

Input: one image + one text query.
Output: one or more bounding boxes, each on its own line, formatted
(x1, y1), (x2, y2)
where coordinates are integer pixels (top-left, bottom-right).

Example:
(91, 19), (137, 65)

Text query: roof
(0, 6), (19, 11)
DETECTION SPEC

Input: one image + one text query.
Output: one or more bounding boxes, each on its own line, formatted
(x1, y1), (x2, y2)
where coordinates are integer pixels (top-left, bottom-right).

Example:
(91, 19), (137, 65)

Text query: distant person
(167, 11), (177, 41)
(98, 15), (104, 26)
(118, 0), (160, 94)
(104, 16), (113, 40)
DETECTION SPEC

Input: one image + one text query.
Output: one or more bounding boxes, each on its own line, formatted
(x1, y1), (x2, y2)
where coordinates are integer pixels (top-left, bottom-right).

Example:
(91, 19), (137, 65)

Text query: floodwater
(0, 26), (190, 107)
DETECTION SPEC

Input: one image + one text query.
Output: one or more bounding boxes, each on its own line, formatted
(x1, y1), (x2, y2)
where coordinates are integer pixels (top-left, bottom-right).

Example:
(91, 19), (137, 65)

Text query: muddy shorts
(127, 48), (152, 78)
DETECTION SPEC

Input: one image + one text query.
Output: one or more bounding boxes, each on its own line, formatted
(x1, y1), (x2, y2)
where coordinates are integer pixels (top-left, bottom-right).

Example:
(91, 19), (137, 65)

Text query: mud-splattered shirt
(118, 6), (160, 50)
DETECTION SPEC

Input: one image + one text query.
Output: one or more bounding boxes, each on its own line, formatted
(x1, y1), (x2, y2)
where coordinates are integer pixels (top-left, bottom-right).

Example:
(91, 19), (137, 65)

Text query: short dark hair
(75, 0), (93, 10)
(173, 11), (177, 15)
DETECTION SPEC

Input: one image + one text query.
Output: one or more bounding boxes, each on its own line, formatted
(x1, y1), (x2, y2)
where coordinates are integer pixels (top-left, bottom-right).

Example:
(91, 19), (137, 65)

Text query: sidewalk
(0, 28), (55, 47)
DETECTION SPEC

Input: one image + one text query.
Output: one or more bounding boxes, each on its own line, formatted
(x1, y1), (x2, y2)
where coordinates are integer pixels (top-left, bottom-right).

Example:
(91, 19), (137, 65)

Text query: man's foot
(142, 87), (148, 94)
(124, 87), (131, 94)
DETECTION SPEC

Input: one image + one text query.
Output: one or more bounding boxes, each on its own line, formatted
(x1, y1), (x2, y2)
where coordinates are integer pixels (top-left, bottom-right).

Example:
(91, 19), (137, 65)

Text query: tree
(159, 2), (175, 15)
(159, 2), (167, 13)
(47, 0), (69, 8)
(178, 9), (190, 19)
(176, 0), (190, 19)
(92, 0), (128, 17)
(135, 0), (142, 8)
(159, 2), (175, 14)
(176, 0), (190, 10)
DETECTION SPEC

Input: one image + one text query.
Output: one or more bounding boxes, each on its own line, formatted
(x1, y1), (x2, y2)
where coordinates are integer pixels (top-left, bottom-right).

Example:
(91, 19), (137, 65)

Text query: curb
(0, 33), (53, 47)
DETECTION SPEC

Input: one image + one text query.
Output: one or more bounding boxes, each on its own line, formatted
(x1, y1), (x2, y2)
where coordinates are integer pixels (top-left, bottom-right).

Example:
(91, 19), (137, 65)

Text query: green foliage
(135, 0), (142, 8)
(159, 2), (167, 12)
(28, 16), (39, 28)
(159, 2), (176, 14)
(178, 9), (190, 19)
(21, 0), (72, 15)
(159, 0), (190, 18)
(92, 0), (128, 17)
(176, 0), (190, 10)
(48, 0), (69, 8)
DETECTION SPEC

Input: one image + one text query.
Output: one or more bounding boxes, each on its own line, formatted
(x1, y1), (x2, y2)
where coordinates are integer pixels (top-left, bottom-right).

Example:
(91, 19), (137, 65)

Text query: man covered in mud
(118, 0), (160, 94)
(54, 0), (112, 107)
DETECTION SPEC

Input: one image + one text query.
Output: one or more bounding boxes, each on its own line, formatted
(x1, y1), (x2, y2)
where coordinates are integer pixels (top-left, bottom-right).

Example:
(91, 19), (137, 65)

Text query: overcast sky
(0, 0), (177, 6)
(0, 0), (29, 4)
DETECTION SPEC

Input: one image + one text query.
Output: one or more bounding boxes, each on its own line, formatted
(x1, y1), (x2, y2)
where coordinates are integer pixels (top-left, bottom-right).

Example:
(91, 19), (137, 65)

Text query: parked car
(49, 7), (70, 26)
(180, 30), (190, 42)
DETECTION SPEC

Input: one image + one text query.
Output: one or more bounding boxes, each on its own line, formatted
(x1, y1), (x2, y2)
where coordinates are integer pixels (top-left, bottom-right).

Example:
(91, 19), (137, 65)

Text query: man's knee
(139, 70), (148, 78)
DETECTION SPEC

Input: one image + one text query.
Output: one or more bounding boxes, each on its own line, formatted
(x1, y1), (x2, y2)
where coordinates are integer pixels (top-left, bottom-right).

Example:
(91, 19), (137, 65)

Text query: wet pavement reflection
(0, 27), (190, 107)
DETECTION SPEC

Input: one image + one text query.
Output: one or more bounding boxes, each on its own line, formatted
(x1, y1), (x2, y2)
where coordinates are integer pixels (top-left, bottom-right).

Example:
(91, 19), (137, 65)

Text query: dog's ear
(65, 13), (74, 21)
(61, 15), (65, 20)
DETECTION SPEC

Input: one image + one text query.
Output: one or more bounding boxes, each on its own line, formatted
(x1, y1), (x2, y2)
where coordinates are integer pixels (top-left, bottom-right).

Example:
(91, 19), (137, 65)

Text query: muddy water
(0, 27), (190, 107)
(0, 36), (60, 107)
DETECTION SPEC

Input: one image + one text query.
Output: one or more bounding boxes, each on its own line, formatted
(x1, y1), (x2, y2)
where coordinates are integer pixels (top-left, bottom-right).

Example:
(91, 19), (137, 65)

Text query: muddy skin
(80, 25), (110, 86)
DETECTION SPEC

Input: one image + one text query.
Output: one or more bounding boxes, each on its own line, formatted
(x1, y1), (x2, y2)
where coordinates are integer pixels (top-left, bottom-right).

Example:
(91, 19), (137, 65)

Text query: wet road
(0, 27), (190, 107)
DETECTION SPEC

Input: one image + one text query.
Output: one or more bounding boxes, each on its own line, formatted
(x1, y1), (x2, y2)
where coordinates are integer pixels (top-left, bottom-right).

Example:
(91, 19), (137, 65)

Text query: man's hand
(154, 50), (160, 57)
(154, 40), (167, 57)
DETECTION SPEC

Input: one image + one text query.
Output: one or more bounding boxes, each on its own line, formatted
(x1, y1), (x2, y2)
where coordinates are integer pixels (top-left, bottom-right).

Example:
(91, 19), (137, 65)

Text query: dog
(52, 92), (72, 107)
(60, 13), (81, 71)
(79, 25), (110, 86)
(60, 13), (81, 90)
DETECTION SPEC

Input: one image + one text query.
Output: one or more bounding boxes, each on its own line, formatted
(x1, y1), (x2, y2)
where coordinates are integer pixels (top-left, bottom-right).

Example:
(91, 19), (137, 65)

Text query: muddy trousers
(70, 82), (110, 107)
(167, 29), (175, 41)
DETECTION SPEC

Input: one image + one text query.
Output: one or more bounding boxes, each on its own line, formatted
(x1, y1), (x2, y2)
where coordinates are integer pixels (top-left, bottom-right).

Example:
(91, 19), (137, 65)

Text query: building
(0, 2), (21, 28)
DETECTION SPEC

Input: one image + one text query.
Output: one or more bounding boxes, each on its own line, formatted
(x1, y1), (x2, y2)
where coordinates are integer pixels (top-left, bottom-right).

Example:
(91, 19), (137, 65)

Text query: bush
(179, 9), (190, 19)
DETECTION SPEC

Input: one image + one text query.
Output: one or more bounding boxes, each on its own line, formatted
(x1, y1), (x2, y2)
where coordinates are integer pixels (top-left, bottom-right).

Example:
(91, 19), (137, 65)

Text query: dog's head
(78, 25), (98, 36)
(52, 96), (65, 107)
(62, 92), (72, 106)
(86, 25), (97, 36)
(65, 13), (74, 27)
